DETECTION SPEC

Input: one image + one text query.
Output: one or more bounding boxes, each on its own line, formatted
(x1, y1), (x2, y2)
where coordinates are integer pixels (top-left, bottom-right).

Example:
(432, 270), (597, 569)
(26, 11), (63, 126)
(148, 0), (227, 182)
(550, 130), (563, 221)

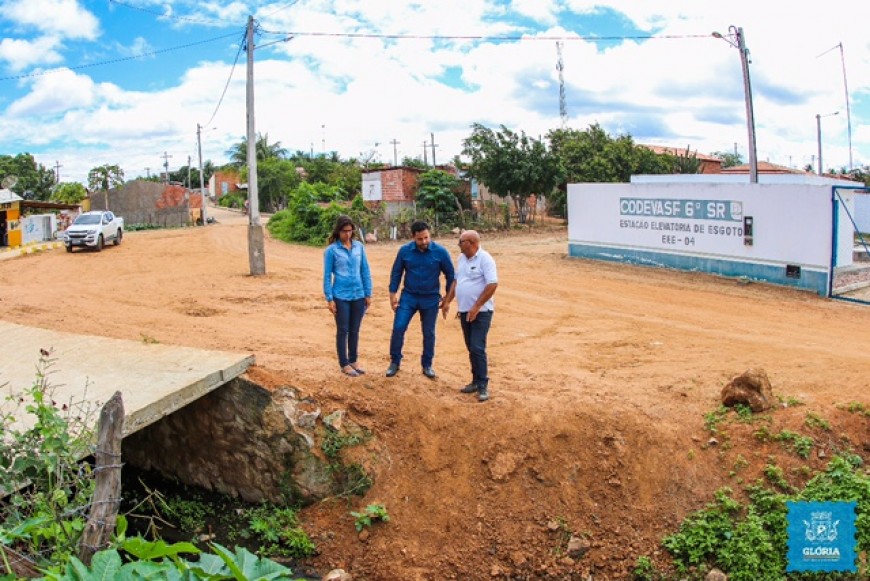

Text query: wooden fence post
(77, 391), (124, 565)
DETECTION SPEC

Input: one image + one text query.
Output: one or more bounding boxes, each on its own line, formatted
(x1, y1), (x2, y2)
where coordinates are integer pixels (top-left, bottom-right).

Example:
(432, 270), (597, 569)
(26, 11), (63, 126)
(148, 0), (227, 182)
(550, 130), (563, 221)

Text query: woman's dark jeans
(334, 298), (366, 367)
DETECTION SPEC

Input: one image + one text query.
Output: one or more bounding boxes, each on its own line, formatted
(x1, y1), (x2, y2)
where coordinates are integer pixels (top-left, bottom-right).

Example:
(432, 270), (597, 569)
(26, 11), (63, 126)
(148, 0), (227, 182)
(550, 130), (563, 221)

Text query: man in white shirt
(442, 230), (498, 402)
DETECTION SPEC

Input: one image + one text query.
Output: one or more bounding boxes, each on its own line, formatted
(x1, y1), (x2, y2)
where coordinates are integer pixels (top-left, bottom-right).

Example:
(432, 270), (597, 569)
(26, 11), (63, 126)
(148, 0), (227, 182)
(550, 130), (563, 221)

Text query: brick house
(209, 169), (243, 201)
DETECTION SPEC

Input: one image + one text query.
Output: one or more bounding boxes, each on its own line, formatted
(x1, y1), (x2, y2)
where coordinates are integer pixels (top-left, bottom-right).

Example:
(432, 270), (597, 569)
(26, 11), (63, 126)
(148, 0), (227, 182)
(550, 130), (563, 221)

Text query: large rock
(721, 368), (774, 412)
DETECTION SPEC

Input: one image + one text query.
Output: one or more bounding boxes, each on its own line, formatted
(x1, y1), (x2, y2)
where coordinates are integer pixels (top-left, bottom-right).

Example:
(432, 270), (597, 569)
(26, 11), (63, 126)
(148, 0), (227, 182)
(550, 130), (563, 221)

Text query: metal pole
(838, 43), (853, 172)
(816, 114), (823, 176)
(734, 27), (758, 184)
(246, 14), (266, 275)
(197, 123), (207, 225)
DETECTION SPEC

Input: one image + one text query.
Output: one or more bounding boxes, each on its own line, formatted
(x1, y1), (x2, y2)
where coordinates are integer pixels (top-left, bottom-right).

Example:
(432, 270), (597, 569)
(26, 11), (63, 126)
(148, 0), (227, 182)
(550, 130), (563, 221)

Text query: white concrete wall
(567, 182), (847, 294)
(362, 172), (382, 201)
(853, 192), (870, 234)
(21, 214), (56, 244)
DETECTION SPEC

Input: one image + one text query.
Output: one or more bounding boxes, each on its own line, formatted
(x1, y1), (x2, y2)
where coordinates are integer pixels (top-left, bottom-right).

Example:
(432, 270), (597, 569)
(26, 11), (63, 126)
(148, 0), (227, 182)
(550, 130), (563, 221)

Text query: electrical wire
(107, 0), (228, 27)
(202, 29), (248, 130)
(0, 32), (243, 82)
(257, 30), (712, 42)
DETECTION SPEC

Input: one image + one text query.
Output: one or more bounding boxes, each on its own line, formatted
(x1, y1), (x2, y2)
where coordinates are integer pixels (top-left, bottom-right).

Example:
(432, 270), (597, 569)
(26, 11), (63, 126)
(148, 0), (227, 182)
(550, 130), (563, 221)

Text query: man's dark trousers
(389, 293), (440, 368)
(459, 310), (493, 387)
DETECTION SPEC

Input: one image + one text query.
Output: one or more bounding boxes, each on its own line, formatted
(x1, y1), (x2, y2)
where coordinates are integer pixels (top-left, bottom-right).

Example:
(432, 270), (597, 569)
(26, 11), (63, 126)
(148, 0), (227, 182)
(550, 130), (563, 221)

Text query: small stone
(547, 520), (561, 531)
(567, 536), (591, 558)
(705, 568), (728, 581)
(323, 410), (345, 431)
(708, 437), (719, 446)
(490, 564), (503, 576)
(323, 569), (352, 581)
(357, 529), (370, 543)
(559, 556), (575, 566)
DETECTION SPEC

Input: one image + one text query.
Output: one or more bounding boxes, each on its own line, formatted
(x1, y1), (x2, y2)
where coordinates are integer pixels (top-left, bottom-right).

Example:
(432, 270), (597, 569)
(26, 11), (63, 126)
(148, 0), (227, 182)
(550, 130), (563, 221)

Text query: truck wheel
(114, 229), (122, 246)
(65, 245), (73, 253)
(96, 235), (103, 251)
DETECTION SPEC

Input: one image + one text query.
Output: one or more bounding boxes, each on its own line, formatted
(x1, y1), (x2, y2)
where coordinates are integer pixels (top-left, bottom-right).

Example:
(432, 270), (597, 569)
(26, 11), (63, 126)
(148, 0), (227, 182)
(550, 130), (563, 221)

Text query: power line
(0, 31), (243, 82)
(202, 29), (248, 129)
(107, 0), (229, 27)
(258, 29), (711, 42)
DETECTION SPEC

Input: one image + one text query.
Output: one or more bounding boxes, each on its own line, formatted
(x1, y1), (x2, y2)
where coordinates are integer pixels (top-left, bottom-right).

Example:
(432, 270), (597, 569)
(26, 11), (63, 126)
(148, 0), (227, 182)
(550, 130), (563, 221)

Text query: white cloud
(1, 0), (100, 40)
(0, 36), (64, 71)
(7, 68), (96, 116)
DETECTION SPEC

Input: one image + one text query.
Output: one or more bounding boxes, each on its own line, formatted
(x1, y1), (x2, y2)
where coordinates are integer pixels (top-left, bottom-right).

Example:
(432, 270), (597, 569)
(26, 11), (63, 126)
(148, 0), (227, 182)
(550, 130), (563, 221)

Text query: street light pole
(713, 26), (758, 183)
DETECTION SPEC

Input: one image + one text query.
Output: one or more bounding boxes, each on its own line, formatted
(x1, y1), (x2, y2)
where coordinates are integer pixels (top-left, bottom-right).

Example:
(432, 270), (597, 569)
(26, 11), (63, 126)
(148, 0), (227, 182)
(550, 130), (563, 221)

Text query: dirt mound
(1, 206), (868, 579)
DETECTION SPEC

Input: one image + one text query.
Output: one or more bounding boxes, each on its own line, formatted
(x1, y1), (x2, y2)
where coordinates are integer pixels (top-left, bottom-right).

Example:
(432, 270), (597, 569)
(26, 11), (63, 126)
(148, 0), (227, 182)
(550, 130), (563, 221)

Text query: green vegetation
(704, 405), (729, 434)
(0, 354), (96, 571)
(754, 427), (814, 459)
(42, 536), (301, 581)
(805, 411), (831, 431)
(321, 426), (371, 460)
(840, 402), (870, 418)
(663, 455), (869, 580)
(632, 555), (663, 580)
(351, 503), (390, 532)
(246, 505), (315, 558)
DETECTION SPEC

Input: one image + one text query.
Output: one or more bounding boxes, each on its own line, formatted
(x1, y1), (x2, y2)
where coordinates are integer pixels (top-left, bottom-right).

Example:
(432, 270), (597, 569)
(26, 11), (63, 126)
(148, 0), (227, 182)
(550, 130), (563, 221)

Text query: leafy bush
(351, 504), (389, 532)
(246, 505), (315, 559)
(663, 456), (870, 580)
(0, 354), (96, 571)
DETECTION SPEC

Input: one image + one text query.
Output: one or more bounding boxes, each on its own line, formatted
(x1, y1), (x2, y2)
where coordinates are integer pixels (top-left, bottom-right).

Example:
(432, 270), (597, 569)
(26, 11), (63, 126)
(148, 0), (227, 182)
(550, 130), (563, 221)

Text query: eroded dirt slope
(2, 206), (868, 579)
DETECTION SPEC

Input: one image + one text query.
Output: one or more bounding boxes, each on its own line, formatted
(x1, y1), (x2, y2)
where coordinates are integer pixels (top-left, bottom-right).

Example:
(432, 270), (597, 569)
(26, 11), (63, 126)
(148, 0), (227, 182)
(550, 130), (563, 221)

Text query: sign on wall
(362, 172), (382, 201)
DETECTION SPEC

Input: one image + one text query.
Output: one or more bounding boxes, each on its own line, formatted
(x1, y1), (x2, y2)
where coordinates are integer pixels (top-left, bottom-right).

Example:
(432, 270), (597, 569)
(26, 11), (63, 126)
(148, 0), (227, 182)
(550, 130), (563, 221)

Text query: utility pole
(713, 27), (758, 183)
(197, 123), (207, 226)
(422, 141), (428, 166)
(187, 155), (192, 188)
(55, 161), (62, 184)
(145, 167), (151, 179)
(321, 124), (326, 156)
(430, 133), (438, 166)
(246, 14), (266, 275)
(390, 139), (400, 167)
(734, 27), (758, 184)
(160, 151), (173, 184)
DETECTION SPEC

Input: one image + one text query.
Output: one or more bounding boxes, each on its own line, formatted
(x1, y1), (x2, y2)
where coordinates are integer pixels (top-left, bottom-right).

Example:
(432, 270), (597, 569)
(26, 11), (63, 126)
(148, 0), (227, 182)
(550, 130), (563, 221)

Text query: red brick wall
(213, 170), (242, 199)
(380, 168), (422, 202)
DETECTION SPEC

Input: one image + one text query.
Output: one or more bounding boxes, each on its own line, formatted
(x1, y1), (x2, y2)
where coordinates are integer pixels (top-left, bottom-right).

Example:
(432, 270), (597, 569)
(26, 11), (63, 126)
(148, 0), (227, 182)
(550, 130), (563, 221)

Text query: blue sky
(1, 0), (868, 184)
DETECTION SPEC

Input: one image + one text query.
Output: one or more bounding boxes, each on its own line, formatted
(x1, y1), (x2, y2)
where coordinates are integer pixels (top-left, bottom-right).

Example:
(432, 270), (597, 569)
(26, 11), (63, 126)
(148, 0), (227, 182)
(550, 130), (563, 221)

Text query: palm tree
(226, 133), (288, 168)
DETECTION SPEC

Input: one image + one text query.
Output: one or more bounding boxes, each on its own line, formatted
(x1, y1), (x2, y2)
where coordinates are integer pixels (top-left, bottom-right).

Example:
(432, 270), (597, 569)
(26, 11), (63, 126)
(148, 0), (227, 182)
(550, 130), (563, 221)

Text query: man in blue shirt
(386, 220), (455, 378)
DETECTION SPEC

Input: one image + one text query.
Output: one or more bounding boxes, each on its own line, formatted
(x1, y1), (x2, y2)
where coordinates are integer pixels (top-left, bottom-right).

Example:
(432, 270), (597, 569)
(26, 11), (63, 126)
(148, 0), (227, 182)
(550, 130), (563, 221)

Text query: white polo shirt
(455, 248), (498, 312)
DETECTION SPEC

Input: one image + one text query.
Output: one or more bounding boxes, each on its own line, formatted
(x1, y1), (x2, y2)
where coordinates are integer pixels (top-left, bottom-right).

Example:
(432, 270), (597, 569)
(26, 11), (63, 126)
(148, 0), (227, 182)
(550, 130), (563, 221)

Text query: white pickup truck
(63, 210), (124, 252)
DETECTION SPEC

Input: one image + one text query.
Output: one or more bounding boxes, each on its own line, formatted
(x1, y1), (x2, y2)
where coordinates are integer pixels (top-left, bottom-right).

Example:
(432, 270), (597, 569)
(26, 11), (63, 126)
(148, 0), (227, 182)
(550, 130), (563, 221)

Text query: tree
(416, 169), (462, 219)
(0, 153), (56, 200)
(87, 164), (125, 210)
(711, 150), (743, 168)
(226, 133), (288, 168)
(50, 182), (87, 204)
(401, 156), (427, 170)
(462, 124), (563, 223)
(250, 158), (302, 212)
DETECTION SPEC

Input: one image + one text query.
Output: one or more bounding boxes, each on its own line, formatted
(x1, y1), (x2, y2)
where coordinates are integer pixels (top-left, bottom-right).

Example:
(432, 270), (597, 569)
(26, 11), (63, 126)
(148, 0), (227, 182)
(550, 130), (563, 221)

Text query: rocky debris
(567, 535), (591, 559)
(705, 568), (728, 581)
(323, 410), (345, 431)
(721, 368), (774, 412)
(486, 451), (524, 481)
(323, 569), (352, 581)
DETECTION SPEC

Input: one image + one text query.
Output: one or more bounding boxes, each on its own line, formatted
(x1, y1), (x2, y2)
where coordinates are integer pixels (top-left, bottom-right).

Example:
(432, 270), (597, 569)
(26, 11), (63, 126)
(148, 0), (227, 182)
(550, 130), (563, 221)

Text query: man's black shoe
(477, 387), (490, 402)
(422, 367), (437, 379)
(460, 383), (478, 394)
(385, 363), (400, 377)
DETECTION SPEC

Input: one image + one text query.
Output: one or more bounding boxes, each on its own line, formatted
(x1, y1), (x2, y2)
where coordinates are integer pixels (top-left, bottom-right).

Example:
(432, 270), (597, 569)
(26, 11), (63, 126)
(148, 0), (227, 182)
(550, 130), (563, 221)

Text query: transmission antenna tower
(556, 41), (567, 128)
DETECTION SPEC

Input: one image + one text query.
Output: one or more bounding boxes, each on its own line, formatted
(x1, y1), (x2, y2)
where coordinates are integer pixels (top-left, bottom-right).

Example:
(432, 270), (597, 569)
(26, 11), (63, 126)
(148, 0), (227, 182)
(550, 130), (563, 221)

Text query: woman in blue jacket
(323, 215), (372, 376)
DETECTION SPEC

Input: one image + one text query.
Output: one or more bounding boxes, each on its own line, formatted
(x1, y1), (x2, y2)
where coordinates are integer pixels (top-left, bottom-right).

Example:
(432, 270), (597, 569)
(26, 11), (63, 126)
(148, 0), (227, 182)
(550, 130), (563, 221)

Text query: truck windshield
(73, 214), (102, 225)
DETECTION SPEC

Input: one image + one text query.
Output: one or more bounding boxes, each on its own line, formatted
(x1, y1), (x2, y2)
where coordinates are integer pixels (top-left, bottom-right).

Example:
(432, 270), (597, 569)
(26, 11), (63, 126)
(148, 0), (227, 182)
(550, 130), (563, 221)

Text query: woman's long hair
(328, 215), (356, 244)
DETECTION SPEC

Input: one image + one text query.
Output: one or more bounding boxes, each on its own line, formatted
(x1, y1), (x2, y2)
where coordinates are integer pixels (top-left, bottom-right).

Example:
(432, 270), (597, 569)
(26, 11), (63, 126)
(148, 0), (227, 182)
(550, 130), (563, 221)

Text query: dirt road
(2, 205), (868, 579)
